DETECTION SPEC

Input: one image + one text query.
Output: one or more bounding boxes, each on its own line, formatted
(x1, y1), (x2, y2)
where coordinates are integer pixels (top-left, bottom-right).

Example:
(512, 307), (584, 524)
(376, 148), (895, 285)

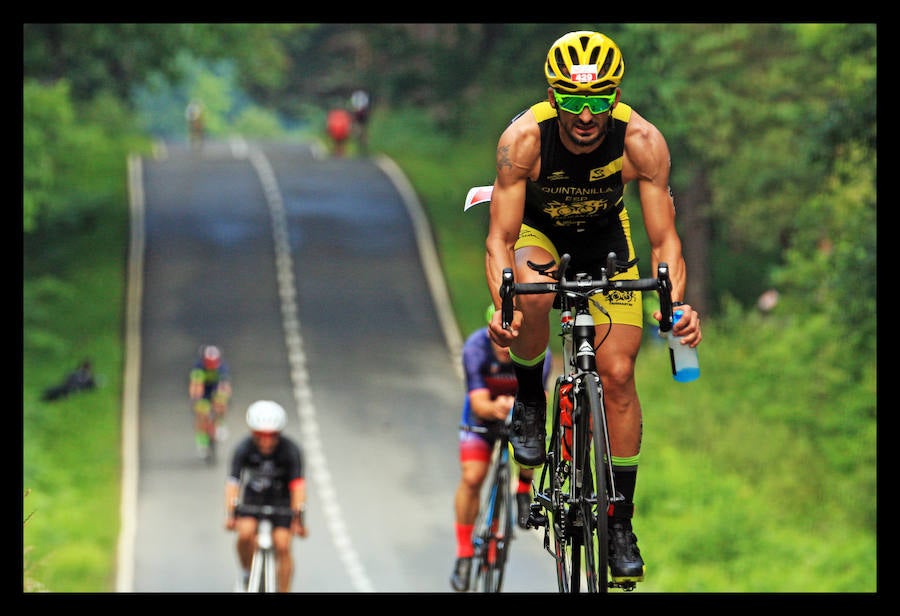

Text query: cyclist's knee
(461, 461), (488, 488)
(236, 519), (257, 542)
(516, 292), (554, 317)
(600, 359), (636, 390)
(274, 535), (293, 559)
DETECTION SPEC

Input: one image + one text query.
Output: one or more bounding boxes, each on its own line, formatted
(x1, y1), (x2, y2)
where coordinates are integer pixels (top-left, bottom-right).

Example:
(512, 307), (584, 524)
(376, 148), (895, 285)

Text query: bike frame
(192, 398), (217, 464)
(236, 504), (295, 593)
(502, 252), (672, 593)
(463, 415), (515, 592)
(248, 518), (277, 592)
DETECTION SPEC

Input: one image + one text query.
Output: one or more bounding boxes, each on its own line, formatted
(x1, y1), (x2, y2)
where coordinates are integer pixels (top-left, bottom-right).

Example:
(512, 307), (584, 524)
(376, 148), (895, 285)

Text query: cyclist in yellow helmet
(484, 30), (703, 584)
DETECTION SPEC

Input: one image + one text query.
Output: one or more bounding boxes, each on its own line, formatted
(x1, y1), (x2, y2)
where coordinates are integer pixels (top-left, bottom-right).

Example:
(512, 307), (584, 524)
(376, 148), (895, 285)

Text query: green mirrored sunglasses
(553, 91), (616, 115)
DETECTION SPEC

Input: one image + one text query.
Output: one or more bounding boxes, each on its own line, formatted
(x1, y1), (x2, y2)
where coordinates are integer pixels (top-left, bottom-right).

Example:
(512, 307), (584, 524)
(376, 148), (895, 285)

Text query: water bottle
(663, 309), (700, 382)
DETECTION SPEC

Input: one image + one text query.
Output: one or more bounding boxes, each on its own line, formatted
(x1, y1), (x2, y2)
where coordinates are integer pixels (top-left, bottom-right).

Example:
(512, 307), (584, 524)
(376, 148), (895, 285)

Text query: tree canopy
(23, 23), (876, 357)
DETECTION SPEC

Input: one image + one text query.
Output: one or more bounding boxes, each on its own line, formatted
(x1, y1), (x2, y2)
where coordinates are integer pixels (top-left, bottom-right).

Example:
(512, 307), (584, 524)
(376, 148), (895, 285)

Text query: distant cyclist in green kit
(189, 345), (231, 458)
(484, 30), (702, 583)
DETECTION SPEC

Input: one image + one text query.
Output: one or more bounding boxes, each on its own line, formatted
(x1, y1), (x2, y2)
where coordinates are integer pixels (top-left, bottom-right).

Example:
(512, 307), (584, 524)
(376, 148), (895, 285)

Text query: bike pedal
(527, 503), (547, 528)
(527, 513), (548, 528)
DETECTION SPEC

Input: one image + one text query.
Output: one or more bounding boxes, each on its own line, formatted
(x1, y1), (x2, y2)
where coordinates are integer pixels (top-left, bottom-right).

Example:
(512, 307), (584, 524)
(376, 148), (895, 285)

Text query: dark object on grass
(41, 360), (96, 402)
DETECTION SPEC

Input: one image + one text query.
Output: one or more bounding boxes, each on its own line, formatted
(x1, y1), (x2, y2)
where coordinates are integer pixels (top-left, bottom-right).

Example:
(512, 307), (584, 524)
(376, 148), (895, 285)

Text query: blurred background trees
(22, 22), (876, 592)
(23, 22), (875, 330)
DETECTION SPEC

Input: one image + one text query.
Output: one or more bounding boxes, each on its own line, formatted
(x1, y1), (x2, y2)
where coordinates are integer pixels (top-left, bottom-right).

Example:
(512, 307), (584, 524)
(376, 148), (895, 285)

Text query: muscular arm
(623, 111), (685, 301)
(289, 477), (307, 537)
(189, 368), (204, 399)
(224, 477), (240, 529)
(485, 113), (541, 337)
(469, 389), (515, 422)
(289, 478), (306, 513)
(624, 111), (701, 345)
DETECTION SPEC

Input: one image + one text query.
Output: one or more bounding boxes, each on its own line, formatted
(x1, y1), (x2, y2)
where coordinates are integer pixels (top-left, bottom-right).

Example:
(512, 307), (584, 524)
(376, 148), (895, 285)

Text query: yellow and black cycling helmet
(545, 31), (624, 94)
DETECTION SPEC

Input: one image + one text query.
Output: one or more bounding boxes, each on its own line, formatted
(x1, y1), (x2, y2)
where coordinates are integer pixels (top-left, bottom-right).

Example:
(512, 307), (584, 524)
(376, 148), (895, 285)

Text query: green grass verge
(24, 204), (128, 592)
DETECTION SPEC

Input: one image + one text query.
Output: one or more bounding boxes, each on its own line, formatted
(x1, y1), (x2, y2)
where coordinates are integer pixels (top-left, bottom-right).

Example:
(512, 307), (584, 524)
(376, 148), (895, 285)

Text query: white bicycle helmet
(246, 400), (287, 433)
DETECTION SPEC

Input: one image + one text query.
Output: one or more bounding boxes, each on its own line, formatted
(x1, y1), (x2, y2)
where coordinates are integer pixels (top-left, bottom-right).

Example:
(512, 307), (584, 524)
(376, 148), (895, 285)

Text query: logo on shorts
(605, 289), (636, 306)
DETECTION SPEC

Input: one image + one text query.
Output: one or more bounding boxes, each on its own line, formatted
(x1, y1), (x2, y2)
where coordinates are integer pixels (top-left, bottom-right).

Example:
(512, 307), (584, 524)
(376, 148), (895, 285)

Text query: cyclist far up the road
(451, 305), (551, 592)
(185, 99), (205, 149)
(188, 344), (232, 457)
(484, 30), (703, 584)
(225, 401), (307, 592)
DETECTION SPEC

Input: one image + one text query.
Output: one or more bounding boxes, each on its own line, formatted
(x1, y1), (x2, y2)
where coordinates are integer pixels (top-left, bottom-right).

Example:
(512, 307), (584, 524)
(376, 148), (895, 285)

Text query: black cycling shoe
(516, 492), (532, 529)
(608, 518), (646, 582)
(509, 398), (546, 467)
(450, 556), (472, 592)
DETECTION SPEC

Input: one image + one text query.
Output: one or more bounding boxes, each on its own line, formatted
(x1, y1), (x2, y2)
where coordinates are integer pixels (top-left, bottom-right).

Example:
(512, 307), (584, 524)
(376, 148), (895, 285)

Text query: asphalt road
(118, 138), (558, 594)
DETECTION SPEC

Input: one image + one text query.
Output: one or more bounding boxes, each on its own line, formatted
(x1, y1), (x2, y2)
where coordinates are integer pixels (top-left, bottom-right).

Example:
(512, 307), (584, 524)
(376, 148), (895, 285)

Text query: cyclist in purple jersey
(451, 306), (551, 591)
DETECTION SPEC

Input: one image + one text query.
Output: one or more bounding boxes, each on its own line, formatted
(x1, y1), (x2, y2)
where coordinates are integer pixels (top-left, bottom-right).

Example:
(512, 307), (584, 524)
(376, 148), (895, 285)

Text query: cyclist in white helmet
(225, 400), (307, 592)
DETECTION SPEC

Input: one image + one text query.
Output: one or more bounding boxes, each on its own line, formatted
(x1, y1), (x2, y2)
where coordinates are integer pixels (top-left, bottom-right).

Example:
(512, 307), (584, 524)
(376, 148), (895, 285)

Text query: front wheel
(204, 413), (217, 464)
(579, 373), (610, 592)
(472, 454), (513, 592)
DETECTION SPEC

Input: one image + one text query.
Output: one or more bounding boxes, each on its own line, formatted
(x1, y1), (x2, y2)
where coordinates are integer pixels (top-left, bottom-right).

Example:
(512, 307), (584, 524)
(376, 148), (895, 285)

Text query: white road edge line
(244, 140), (376, 592)
(372, 155), (464, 377)
(116, 153), (144, 592)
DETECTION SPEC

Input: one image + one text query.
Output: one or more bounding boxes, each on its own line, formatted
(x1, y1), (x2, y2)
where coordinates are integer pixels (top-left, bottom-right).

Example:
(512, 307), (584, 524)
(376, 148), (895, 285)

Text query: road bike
(234, 503), (296, 592)
(192, 397), (218, 464)
(460, 413), (517, 592)
(500, 252), (674, 593)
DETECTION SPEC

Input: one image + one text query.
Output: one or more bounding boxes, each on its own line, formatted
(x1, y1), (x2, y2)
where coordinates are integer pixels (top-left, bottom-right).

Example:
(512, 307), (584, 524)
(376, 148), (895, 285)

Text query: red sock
(516, 480), (531, 495)
(455, 523), (474, 558)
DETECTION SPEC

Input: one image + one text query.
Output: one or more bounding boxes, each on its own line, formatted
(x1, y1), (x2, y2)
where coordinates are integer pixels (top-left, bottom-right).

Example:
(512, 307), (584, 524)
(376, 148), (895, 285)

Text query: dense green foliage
(23, 23), (875, 592)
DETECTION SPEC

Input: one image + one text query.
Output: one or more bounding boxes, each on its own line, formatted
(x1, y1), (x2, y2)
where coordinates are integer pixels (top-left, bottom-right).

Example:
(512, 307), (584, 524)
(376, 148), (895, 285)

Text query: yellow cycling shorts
(514, 223), (644, 328)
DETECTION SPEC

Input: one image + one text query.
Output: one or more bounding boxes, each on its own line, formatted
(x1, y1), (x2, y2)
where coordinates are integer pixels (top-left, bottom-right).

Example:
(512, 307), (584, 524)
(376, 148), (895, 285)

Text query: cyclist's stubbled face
(253, 431), (279, 455)
(556, 105), (612, 148)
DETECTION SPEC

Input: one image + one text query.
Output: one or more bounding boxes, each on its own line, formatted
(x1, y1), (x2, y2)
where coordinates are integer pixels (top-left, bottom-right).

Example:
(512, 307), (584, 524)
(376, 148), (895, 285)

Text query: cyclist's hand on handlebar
(492, 395), (516, 421)
(292, 518), (308, 538)
(488, 307), (521, 346)
(654, 303), (703, 348)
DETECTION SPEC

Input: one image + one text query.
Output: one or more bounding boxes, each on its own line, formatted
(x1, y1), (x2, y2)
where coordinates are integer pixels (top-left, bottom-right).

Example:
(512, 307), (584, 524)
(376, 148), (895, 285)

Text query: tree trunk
(677, 169), (712, 315)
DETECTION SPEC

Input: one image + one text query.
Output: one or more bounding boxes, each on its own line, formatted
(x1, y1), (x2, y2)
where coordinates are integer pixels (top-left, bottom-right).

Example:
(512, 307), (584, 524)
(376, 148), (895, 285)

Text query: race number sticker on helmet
(571, 64), (598, 83)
